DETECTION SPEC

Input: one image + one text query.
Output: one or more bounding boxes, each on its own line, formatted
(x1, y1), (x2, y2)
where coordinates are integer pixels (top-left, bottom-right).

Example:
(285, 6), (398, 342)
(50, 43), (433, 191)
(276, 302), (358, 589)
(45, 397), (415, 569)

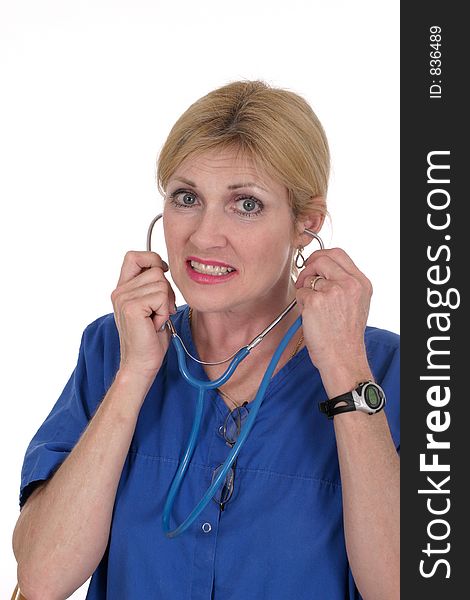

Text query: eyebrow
(171, 177), (269, 193)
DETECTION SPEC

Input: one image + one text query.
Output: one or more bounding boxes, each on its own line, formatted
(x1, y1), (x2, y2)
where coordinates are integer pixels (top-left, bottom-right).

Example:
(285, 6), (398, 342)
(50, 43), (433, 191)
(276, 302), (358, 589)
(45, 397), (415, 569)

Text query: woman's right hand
(111, 251), (177, 380)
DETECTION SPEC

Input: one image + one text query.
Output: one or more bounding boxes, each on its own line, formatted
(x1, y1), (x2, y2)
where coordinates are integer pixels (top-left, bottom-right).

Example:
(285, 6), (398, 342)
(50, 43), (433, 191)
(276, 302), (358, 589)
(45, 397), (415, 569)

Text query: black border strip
(401, 3), (466, 596)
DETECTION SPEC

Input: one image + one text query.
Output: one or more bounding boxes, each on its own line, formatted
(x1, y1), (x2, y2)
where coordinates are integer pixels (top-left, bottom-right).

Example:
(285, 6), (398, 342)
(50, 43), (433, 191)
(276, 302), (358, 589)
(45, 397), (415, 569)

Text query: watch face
(364, 384), (383, 409)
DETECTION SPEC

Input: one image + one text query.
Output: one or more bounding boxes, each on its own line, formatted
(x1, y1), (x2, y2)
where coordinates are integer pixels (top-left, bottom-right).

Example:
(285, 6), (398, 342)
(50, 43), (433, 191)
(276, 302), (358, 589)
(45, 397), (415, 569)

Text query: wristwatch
(318, 381), (386, 419)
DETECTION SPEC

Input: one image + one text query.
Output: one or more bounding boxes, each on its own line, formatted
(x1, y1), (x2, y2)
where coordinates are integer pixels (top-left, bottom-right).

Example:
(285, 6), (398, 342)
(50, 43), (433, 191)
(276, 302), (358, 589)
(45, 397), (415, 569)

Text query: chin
(182, 296), (229, 313)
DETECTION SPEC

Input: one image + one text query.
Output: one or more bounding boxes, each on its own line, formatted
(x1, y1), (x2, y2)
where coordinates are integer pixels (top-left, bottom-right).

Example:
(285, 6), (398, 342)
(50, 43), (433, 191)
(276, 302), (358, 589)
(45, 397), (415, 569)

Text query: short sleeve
(19, 313), (120, 508)
(366, 328), (400, 453)
(381, 343), (400, 453)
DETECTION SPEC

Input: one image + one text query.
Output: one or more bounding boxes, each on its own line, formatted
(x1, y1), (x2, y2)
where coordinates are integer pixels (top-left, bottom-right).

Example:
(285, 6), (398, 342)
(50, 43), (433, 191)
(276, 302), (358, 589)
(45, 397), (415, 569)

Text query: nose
(189, 208), (228, 250)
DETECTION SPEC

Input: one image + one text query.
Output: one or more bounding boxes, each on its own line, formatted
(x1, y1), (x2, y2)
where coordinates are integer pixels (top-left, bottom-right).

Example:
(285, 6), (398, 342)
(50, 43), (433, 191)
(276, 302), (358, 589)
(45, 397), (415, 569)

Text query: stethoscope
(146, 213), (324, 538)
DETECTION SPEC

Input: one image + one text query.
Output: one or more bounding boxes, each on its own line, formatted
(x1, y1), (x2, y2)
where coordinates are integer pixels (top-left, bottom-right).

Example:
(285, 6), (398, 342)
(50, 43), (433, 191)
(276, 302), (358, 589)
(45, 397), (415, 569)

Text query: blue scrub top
(19, 305), (400, 599)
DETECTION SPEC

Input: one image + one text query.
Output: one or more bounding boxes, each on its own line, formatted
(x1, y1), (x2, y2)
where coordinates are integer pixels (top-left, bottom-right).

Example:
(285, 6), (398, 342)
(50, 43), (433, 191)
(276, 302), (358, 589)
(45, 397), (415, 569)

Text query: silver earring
(295, 247), (306, 269)
(294, 229), (324, 270)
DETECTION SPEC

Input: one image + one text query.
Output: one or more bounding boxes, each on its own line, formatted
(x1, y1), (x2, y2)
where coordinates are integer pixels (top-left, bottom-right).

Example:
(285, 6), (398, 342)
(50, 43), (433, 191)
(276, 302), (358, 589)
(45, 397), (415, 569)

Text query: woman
(13, 80), (399, 599)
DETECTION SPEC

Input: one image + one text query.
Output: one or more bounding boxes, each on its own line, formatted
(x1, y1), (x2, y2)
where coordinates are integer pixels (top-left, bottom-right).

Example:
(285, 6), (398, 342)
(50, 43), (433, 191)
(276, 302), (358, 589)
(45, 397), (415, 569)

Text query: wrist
(114, 367), (157, 400)
(318, 361), (373, 399)
(319, 380), (386, 419)
(117, 359), (160, 382)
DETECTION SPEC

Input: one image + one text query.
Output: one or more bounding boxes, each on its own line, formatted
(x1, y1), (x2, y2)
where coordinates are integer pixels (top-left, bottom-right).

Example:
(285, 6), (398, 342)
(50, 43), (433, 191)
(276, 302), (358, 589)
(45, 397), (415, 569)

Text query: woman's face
(163, 148), (299, 314)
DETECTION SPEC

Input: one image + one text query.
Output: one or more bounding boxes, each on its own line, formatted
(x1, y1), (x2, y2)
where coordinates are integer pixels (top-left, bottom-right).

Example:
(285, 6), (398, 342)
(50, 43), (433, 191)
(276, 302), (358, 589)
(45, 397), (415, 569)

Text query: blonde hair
(156, 80), (330, 223)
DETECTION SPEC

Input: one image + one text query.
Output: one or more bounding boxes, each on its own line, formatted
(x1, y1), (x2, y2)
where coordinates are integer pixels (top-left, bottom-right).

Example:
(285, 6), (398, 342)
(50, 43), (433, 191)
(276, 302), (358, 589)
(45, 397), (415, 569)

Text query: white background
(0, 1), (399, 597)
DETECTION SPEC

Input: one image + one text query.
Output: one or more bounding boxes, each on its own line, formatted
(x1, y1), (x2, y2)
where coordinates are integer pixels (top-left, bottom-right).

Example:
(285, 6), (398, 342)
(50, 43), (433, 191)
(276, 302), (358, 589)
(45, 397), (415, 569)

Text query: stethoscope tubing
(162, 315), (302, 538)
(146, 212), (323, 537)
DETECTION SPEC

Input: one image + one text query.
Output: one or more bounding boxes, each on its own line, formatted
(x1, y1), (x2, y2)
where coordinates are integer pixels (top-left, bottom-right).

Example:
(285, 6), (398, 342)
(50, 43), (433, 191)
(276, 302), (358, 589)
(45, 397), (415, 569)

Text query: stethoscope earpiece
(304, 228), (324, 250)
(146, 213), (163, 252)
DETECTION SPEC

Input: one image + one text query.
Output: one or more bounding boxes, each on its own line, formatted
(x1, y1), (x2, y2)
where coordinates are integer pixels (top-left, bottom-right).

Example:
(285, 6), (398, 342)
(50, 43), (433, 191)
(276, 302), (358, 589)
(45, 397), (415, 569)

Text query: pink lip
(186, 255), (236, 269)
(185, 260), (238, 285)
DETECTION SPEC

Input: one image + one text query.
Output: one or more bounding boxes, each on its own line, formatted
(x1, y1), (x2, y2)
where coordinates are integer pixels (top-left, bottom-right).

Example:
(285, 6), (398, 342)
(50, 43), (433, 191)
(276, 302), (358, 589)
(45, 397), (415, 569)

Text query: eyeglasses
(212, 402), (249, 511)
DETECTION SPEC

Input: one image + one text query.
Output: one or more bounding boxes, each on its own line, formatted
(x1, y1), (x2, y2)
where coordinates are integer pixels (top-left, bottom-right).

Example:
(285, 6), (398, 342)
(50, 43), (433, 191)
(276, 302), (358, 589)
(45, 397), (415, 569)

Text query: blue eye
(242, 199), (256, 211)
(182, 193), (196, 205)
(168, 190), (198, 208)
(234, 196), (263, 218)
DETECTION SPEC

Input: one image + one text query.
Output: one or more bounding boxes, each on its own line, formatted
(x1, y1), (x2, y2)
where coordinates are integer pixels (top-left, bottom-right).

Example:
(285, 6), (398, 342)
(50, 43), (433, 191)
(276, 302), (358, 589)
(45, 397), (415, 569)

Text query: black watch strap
(318, 393), (356, 419)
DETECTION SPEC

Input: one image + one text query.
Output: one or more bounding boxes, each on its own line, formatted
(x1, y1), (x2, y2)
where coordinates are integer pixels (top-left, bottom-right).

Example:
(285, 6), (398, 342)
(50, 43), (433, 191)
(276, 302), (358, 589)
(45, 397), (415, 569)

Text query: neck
(189, 284), (301, 363)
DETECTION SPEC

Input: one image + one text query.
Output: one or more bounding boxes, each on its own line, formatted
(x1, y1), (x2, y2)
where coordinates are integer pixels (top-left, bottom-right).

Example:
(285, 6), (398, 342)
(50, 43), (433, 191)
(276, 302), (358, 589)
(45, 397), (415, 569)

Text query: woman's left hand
(295, 248), (373, 381)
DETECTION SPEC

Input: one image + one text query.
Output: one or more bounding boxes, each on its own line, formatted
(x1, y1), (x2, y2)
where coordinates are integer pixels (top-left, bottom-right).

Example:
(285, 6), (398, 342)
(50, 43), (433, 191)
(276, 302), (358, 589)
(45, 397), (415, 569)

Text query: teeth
(190, 260), (235, 275)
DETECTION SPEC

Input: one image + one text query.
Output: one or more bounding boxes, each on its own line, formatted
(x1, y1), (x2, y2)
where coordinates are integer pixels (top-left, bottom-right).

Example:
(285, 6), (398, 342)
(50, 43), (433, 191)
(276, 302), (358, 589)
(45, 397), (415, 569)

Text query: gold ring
(310, 275), (326, 291)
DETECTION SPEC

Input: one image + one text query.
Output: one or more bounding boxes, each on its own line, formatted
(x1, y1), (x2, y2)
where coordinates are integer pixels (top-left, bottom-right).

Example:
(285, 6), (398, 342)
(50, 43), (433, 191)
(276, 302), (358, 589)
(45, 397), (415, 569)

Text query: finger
(118, 289), (173, 327)
(116, 265), (168, 294)
(295, 254), (347, 289)
(305, 248), (362, 276)
(296, 282), (342, 309)
(113, 267), (177, 313)
(296, 248), (368, 290)
(303, 275), (328, 292)
(296, 286), (323, 309)
(118, 280), (168, 301)
(117, 251), (169, 286)
(152, 313), (173, 335)
(297, 273), (371, 311)
(137, 281), (177, 315)
(142, 291), (176, 333)
(115, 280), (177, 316)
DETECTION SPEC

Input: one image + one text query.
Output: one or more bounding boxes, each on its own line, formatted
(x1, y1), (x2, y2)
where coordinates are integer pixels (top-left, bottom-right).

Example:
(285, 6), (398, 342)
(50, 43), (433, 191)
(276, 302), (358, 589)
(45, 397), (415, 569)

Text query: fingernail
(162, 260), (169, 271)
(159, 322), (167, 332)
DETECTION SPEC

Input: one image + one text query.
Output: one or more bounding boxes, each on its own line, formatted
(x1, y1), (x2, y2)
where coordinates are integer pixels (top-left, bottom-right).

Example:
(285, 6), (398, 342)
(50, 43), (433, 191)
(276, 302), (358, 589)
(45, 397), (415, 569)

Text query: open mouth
(187, 259), (236, 276)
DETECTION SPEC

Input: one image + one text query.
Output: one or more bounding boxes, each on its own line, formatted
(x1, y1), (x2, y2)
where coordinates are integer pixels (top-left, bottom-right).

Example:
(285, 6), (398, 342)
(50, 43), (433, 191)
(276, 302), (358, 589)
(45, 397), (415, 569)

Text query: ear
(294, 209), (325, 248)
